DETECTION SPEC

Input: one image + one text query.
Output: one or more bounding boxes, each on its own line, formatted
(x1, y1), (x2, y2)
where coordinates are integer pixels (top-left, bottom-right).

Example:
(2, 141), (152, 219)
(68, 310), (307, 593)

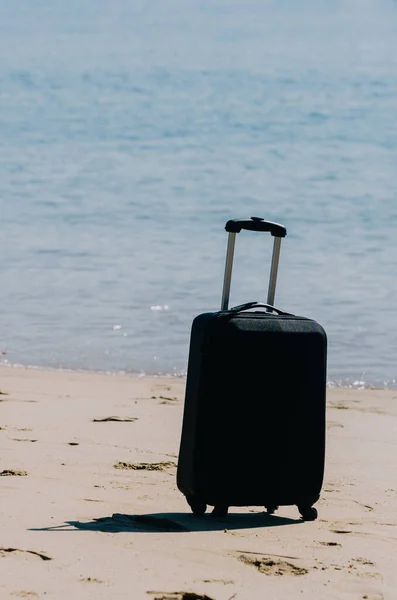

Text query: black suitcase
(177, 217), (327, 521)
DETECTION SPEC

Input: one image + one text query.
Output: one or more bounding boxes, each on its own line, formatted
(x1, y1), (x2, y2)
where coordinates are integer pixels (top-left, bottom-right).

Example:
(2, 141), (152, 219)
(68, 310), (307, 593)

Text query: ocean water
(1, 0), (397, 387)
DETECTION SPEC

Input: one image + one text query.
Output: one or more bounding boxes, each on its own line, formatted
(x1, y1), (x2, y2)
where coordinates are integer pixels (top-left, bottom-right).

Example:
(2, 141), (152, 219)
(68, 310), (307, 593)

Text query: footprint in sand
(114, 461), (175, 471)
(0, 548), (52, 561)
(238, 554), (308, 576)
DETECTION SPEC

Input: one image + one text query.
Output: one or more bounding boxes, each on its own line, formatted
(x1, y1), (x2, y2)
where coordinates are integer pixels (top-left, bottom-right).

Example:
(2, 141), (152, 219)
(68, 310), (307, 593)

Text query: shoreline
(0, 361), (183, 379)
(1, 362), (395, 391)
(1, 365), (396, 599)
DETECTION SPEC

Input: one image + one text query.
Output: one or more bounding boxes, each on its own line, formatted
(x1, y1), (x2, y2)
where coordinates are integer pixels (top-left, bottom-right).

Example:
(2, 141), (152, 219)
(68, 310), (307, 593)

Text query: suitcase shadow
(32, 511), (302, 533)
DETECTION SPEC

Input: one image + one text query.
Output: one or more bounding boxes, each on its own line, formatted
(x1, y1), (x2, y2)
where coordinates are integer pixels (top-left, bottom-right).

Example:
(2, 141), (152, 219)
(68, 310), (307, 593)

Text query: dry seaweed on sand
(92, 416), (138, 422)
(147, 593), (215, 600)
(238, 555), (308, 576)
(0, 548), (52, 561)
(114, 461), (175, 471)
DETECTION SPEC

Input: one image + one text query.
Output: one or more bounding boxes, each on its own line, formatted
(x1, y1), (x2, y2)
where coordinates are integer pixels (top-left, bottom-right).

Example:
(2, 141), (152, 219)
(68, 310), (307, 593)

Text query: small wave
(327, 378), (397, 390)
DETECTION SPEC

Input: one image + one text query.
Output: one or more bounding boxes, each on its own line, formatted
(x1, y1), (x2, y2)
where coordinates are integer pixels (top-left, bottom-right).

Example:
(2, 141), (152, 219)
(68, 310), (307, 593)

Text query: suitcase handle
(221, 217), (287, 311)
(225, 217), (287, 238)
(229, 301), (291, 315)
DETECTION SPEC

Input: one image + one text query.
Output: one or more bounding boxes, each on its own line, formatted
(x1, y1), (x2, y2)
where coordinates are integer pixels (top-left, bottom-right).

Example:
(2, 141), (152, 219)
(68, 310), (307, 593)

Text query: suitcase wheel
(298, 505), (318, 521)
(211, 505), (229, 517)
(186, 495), (207, 516)
(265, 505), (278, 515)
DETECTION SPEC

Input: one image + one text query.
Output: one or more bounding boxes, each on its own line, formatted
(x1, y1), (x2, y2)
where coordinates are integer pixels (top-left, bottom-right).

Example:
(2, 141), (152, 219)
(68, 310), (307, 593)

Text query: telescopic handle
(221, 217), (287, 311)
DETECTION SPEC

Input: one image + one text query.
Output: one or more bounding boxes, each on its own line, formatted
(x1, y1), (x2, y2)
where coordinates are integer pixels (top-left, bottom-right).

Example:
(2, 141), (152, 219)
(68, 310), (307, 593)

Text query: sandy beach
(0, 365), (396, 600)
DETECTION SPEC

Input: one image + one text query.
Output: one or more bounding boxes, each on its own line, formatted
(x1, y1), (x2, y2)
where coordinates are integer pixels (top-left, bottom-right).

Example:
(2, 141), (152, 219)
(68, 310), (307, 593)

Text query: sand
(0, 365), (396, 600)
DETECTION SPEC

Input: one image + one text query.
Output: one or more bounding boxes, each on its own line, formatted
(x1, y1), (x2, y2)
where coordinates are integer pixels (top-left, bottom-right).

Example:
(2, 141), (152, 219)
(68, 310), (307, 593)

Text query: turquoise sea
(2, 0), (397, 387)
